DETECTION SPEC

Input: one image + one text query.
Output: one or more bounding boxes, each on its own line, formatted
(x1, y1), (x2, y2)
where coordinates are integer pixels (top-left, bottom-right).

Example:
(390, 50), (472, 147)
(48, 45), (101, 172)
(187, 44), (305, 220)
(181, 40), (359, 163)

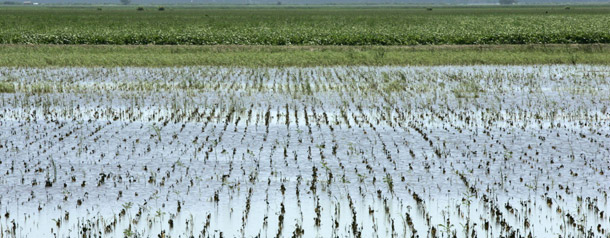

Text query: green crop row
(1, 6), (609, 45)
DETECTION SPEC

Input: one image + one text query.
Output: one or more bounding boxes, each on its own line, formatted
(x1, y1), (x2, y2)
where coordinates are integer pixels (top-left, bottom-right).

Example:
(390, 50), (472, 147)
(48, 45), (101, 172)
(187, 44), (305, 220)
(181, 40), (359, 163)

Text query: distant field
(1, 6), (609, 45)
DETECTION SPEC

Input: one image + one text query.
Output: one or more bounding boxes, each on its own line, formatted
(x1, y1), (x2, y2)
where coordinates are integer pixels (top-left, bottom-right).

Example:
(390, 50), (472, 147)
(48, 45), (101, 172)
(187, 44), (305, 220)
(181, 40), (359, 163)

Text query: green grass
(0, 81), (16, 93)
(0, 44), (608, 67)
(0, 6), (609, 45)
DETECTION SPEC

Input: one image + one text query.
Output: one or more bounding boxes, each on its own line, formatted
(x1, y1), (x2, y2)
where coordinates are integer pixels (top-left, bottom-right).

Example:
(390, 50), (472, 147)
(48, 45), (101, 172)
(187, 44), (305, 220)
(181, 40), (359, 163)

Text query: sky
(12, 0), (609, 4)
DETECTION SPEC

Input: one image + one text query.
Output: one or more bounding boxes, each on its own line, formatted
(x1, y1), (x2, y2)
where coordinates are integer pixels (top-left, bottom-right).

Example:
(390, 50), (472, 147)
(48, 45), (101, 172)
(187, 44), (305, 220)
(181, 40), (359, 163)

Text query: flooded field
(1, 65), (609, 237)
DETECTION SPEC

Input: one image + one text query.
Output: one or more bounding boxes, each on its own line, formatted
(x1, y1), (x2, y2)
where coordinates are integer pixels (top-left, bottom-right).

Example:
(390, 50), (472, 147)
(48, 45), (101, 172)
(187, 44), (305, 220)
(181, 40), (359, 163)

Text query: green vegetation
(0, 6), (609, 45)
(0, 44), (607, 67)
(0, 81), (16, 93)
(1, 6), (608, 66)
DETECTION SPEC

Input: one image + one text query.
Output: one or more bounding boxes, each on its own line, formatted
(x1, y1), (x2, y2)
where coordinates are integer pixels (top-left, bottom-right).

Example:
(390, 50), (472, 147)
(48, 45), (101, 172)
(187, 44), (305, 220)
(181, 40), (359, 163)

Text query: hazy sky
(15, 0), (609, 4)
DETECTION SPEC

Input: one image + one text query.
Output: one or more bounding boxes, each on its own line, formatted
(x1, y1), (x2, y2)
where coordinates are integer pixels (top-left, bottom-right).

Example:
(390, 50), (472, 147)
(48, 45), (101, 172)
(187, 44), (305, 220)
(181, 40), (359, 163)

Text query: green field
(0, 44), (608, 67)
(1, 6), (609, 45)
(1, 6), (609, 66)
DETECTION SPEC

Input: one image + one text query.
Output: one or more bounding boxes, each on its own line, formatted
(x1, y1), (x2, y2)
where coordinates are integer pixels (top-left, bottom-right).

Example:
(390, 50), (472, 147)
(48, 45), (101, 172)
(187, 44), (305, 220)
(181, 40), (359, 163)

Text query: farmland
(1, 6), (609, 45)
(1, 65), (610, 237)
(1, 44), (609, 67)
(2, 4), (610, 238)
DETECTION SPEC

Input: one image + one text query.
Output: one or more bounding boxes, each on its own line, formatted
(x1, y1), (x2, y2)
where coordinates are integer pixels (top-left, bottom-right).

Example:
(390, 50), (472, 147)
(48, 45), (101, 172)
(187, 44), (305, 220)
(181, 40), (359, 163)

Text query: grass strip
(1, 44), (608, 67)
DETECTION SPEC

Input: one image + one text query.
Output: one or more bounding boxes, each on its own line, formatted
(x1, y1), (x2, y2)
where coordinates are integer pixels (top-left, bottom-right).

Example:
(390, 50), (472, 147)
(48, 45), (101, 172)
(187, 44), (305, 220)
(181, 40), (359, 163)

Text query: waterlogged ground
(0, 65), (609, 238)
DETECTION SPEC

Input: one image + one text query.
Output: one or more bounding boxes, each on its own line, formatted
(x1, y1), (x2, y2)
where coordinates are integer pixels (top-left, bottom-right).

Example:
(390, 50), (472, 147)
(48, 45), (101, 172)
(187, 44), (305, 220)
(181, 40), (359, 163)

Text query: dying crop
(0, 65), (609, 237)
